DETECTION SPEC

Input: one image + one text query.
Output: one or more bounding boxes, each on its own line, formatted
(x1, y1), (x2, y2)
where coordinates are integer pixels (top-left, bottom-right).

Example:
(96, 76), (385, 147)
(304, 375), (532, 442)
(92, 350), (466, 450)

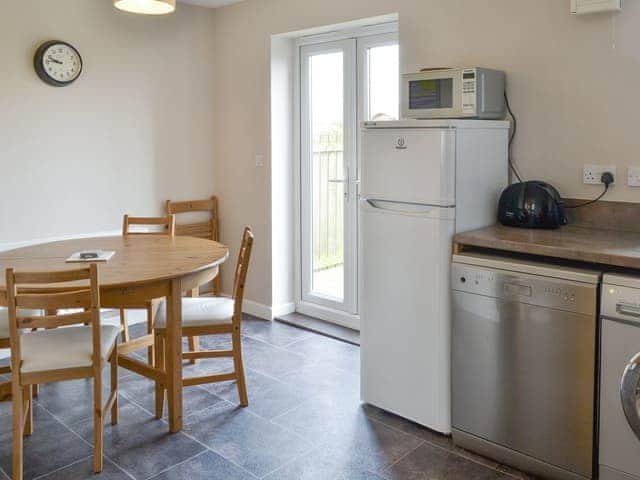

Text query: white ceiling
(179, 0), (246, 8)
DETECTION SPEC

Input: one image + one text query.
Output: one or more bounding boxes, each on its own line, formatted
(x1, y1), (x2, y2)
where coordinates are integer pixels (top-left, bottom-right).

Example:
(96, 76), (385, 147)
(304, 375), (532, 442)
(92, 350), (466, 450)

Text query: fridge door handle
(362, 198), (453, 216)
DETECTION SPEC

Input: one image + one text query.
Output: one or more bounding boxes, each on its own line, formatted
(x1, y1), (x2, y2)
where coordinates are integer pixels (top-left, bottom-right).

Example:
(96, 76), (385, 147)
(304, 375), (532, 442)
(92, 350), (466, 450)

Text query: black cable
(564, 184), (609, 209)
(504, 92), (523, 183)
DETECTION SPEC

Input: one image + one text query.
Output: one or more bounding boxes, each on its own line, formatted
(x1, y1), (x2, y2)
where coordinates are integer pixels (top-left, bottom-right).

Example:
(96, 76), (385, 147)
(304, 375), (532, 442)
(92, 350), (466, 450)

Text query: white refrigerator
(359, 120), (509, 433)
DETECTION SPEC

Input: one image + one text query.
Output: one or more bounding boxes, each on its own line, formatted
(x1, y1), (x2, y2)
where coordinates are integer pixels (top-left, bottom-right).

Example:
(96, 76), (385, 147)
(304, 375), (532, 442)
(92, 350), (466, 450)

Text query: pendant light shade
(114, 0), (176, 15)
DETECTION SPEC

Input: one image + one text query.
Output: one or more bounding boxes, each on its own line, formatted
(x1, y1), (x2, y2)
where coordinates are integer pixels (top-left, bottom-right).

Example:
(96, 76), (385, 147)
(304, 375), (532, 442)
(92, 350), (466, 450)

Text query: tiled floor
(0, 316), (532, 480)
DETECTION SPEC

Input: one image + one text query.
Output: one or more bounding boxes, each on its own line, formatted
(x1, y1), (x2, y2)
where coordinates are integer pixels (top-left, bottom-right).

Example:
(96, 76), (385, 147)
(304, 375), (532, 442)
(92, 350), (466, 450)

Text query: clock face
(34, 41), (82, 87)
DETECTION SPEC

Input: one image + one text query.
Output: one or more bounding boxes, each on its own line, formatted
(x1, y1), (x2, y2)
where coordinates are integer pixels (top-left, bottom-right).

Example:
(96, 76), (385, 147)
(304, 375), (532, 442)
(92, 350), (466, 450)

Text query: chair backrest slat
(174, 221), (213, 239)
(166, 196), (218, 241)
(19, 310), (92, 330)
(122, 215), (175, 237)
(16, 289), (92, 310)
(13, 268), (90, 284)
(232, 227), (254, 321)
(166, 198), (216, 215)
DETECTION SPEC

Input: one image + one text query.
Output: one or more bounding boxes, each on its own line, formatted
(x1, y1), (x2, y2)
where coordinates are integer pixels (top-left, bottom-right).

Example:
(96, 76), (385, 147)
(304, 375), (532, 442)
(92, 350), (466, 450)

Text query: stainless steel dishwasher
(451, 253), (601, 480)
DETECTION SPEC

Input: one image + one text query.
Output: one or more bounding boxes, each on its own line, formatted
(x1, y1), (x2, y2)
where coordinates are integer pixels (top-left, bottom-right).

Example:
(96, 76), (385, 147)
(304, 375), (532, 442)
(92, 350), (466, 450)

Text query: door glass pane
(368, 44), (400, 121)
(310, 52), (344, 300)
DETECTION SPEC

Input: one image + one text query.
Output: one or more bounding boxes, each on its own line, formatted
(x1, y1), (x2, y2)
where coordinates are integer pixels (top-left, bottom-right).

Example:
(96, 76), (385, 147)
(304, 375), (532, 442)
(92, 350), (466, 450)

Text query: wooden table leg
(166, 278), (183, 433)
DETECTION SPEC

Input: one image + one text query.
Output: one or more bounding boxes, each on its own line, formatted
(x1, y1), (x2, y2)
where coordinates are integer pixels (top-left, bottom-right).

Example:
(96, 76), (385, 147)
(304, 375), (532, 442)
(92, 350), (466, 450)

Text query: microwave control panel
(462, 69), (477, 114)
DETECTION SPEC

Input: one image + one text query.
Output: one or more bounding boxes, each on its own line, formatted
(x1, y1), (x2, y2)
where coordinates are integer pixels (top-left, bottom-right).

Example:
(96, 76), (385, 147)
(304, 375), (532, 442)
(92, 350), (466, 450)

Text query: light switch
(255, 154), (264, 168)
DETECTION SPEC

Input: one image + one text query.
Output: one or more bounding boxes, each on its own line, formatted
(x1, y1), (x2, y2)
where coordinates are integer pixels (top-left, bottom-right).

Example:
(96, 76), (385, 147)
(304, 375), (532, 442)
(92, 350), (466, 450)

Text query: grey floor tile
(0, 319), (530, 480)
(200, 367), (273, 401)
(68, 401), (205, 480)
(279, 361), (360, 404)
(34, 375), (121, 427)
(241, 337), (311, 378)
(382, 442), (512, 480)
(196, 332), (233, 351)
(274, 398), (423, 473)
(35, 456), (131, 480)
(263, 446), (387, 480)
(363, 405), (501, 470)
(202, 368), (307, 420)
(149, 450), (256, 480)
(241, 316), (312, 347)
(118, 372), (225, 419)
(284, 334), (360, 374)
(0, 406), (93, 480)
(0, 396), (13, 419)
(183, 401), (313, 477)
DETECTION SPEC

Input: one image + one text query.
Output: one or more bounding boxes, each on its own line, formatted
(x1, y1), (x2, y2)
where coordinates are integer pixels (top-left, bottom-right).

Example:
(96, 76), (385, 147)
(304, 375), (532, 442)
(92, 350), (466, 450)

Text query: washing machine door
(622, 353), (640, 441)
(600, 316), (640, 479)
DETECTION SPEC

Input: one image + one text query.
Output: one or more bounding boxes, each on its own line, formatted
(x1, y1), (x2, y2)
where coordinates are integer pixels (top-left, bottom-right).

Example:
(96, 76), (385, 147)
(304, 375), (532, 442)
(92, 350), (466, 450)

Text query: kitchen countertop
(453, 224), (640, 270)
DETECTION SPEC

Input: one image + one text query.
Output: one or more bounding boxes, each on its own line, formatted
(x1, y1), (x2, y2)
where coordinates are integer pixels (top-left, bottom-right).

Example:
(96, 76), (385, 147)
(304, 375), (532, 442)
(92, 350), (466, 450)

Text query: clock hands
(47, 56), (63, 65)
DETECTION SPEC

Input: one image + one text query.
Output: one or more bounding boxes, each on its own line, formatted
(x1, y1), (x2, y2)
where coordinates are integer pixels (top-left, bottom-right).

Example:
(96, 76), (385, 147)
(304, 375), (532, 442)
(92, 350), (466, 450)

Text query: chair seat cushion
(21, 325), (120, 374)
(0, 307), (43, 339)
(155, 297), (235, 329)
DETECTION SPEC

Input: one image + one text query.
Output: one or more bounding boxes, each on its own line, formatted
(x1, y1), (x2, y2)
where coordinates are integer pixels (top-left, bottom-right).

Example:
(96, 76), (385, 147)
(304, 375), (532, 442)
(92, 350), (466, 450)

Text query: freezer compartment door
(360, 127), (456, 206)
(360, 201), (453, 433)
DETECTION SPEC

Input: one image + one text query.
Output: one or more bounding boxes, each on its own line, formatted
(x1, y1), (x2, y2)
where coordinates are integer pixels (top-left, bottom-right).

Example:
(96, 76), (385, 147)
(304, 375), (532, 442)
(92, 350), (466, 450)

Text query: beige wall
(211, 0), (640, 307)
(0, 0), (216, 247)
(4, 1), (639, 311)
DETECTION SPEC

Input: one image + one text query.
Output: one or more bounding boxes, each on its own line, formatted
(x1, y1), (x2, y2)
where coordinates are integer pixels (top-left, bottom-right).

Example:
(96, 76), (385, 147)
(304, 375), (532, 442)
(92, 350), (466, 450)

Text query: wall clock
(34, 40), (83, 87)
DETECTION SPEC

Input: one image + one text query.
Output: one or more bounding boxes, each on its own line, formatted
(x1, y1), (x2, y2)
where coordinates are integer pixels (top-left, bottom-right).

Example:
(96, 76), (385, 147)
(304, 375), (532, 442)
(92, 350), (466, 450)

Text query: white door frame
(293, 24), (399, 331)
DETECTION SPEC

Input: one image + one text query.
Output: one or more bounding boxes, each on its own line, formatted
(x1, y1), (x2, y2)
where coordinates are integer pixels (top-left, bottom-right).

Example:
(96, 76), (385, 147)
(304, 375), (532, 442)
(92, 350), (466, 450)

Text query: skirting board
(239, 299), (295, 321)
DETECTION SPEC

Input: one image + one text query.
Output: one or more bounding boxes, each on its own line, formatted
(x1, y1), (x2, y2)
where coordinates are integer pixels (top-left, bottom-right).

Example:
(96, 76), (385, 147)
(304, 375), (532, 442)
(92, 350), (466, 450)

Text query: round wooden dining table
(0, 235), (229, 433)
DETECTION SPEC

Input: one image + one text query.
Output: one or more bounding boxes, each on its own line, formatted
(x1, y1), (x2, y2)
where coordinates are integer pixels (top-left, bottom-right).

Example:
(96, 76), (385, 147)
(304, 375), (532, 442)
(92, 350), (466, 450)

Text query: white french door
(298, 28), (399, 329)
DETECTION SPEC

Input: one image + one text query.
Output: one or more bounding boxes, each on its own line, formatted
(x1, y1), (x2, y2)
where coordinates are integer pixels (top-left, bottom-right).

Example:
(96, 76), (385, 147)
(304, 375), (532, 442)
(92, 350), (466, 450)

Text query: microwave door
(402, 72), (463, 119)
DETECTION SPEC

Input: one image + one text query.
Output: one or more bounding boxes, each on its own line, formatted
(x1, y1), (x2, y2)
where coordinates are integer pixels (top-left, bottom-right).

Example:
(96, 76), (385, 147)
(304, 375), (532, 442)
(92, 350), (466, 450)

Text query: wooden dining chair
(120, 214), (175, 364)
(153, 226), (253, 417)
(166, 197), (220, 363)
(165, 197), (221, 296)
(5, 264), (119, 479)
(0, 308), (42, 400)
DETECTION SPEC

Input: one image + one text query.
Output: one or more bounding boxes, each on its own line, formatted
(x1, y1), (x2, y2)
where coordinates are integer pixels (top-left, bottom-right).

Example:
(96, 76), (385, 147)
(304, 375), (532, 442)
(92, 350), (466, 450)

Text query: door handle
(621, 352), (640, 441)
(617, 303), (640, 318)
(328, 166), (350, 201)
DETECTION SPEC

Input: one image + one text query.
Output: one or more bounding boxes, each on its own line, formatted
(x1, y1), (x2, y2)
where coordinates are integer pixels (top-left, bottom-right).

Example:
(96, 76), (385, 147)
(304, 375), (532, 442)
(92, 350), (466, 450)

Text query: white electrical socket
(583, 165), (616, 185)
(628, 167), (640, 187)
(255, 154), (264, 168)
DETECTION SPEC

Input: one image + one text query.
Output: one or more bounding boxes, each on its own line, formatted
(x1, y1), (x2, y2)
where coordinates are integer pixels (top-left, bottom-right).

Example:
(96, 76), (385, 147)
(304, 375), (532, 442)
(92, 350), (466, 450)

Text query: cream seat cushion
(0, 307), (43, 339)
(20, 325), (120, 374)
(155, 297), (235, 329)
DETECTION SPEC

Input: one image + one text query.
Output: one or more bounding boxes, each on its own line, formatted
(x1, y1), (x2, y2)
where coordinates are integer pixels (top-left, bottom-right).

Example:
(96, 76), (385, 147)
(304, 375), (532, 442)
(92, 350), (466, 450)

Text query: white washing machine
(600, 274), (640, 480)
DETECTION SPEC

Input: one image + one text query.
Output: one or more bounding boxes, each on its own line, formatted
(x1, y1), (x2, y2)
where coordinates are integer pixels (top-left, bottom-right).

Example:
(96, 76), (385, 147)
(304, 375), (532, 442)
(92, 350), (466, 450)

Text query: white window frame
(357, 31), (401, 122)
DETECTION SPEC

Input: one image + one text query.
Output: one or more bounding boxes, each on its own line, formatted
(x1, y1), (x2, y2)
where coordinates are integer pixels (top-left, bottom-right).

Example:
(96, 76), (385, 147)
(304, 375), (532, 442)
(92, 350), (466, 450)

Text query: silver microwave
(401, 67), (505, 119)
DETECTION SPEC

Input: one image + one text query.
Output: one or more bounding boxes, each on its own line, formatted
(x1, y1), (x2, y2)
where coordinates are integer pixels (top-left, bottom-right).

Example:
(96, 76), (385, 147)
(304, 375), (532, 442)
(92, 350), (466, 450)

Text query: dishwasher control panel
(452, 262), (597, 316)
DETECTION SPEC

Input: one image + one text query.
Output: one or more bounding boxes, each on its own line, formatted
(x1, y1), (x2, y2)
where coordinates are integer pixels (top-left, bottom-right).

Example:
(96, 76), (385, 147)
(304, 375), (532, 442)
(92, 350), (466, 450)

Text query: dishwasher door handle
(621, 352), (640, 441)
